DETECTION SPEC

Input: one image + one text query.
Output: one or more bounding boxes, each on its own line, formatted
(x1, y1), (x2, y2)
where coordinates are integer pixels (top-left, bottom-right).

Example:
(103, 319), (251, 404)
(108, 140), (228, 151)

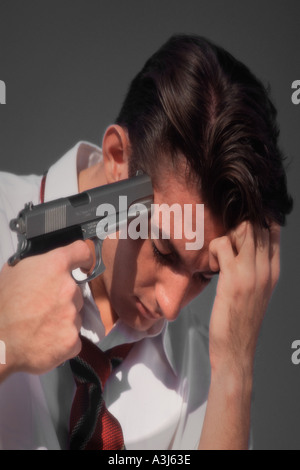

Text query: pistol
(8, 173), (153, 283)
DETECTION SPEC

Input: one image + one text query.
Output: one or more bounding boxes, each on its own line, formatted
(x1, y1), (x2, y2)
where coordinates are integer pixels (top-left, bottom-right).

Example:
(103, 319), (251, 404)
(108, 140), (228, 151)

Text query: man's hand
(208, 221), (280, 373)
(0, 241), (93, 381)
(199, 221), (280, 450)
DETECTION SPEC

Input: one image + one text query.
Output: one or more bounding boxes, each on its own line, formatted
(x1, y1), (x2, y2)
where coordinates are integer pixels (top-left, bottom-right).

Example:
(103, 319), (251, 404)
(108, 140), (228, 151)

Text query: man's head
(116, 34), (293, 231)
(95, 34), (293, 333)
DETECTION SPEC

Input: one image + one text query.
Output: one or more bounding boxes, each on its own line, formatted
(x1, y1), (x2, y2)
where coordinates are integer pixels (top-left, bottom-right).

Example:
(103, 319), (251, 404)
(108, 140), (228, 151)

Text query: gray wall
(0, 0), (299, 449)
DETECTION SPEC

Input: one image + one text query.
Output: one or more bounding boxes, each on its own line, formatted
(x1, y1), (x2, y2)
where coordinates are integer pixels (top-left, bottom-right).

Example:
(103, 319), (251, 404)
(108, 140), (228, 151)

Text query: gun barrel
(13, 174), (153, 240)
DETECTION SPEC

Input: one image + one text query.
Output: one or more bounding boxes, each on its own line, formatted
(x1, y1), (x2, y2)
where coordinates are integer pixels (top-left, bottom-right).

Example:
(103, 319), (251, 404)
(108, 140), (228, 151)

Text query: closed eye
(151, 241), (213, 285)
(151, 241), (177, 267)
(192, 271), (213, 284)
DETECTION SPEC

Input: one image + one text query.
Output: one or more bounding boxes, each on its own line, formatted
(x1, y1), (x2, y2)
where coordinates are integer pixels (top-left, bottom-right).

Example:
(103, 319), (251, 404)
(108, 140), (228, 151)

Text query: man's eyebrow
(154, 226), (219, 276)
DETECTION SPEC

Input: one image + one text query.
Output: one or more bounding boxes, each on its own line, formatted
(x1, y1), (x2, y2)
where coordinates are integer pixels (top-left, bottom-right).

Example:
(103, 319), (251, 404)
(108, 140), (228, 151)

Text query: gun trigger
(73, 238), (106, 285)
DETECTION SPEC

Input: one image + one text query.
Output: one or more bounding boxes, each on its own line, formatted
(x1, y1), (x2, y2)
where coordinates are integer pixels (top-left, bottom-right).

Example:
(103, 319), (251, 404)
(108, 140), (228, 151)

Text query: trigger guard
(72, 238), (105, 285)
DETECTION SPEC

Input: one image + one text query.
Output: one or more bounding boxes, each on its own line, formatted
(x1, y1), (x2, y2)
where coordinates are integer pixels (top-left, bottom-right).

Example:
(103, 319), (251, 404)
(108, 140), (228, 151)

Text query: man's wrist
(199, 357), (254, 450)
(210, 359), (254, 402)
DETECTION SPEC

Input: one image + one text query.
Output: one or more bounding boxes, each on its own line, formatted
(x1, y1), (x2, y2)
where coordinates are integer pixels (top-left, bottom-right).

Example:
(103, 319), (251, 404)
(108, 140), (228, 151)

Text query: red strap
(40, 173), (47, 203)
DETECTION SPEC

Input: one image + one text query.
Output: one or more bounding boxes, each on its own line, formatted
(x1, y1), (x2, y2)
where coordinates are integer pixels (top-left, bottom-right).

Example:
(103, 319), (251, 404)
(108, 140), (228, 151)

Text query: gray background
(0, 0), (299, 449)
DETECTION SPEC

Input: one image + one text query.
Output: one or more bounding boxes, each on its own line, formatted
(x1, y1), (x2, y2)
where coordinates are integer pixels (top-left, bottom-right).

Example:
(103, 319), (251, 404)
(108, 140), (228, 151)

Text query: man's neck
(78, 162), (118, 336)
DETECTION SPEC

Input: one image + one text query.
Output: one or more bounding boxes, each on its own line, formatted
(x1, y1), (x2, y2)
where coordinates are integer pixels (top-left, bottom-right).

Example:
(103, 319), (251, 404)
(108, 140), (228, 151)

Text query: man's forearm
(199, 222), (281, 450)
(198, 364), (253, 450)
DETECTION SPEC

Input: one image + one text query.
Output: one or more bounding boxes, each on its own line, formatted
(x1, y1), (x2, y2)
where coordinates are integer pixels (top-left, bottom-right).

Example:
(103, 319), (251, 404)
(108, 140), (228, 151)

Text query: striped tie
(69, 335), (132, 450)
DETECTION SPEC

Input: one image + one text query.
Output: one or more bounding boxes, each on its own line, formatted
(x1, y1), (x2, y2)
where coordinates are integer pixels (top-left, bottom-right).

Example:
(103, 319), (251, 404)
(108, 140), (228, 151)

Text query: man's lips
(135, 297), (162, 321)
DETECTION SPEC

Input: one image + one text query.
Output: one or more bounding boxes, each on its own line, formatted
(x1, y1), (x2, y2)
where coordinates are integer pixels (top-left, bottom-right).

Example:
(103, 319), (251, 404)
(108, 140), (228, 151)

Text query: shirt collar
(43, 141), (178, 375)
(44, 141), (103, 202)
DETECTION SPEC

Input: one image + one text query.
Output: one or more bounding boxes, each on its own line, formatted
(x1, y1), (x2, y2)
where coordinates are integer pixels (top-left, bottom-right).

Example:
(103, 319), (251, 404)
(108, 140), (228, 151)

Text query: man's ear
(102, 125), (130, 183)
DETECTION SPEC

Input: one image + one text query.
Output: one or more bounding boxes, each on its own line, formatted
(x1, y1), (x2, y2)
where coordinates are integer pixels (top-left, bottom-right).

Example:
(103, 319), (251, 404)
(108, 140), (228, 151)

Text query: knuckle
(68, 302), (79, 320)
(62, 276), (78, 299)
(73, 240), (86, 249)
(74, 240), (91, 258)
(70, 279), (80, 298)
(69, 329), (79, 348)
(215, 236), (231, 251)
(209, 237), (216, 248)
(68, 333), (82, 358)
(76, 290), (84, 311)
(73, 339), (82, 357)
(59, 290), (82, 323)
(272, 265), (280, 287)
(236, 265), (255, 293)
(245, 277), (256, 295)
(258, 265), (271, 288)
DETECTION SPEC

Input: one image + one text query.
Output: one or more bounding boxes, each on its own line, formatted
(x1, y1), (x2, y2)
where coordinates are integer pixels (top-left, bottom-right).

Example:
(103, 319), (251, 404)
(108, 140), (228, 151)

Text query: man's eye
(192, 272), (212, 285)
(151, 241), (174, 267)
(151, 241), (212, 285)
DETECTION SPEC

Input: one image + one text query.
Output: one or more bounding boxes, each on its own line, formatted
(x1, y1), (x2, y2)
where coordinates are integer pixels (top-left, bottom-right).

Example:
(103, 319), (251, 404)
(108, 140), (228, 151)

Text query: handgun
(8, 173), (153, 283)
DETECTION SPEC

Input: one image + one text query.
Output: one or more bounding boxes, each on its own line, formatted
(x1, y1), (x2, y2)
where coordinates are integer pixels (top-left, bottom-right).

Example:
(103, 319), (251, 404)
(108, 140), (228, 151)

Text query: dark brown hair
(116, 34), (293, 230)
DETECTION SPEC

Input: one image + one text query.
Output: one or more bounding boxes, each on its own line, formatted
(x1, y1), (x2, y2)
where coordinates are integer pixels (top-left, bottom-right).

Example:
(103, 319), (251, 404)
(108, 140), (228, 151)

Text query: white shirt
(0, 142), (210, 450)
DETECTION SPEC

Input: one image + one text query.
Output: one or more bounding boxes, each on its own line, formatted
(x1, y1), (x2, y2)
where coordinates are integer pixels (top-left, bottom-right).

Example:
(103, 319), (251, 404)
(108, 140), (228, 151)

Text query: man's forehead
(153, 173), (201, 206)
(152, 185), (224, 237)
(151, 161), (225, 248)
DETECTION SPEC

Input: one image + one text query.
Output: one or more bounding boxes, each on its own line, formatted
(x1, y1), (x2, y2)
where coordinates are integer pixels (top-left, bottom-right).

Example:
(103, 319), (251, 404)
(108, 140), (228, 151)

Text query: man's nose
(155, 272), (191, 322)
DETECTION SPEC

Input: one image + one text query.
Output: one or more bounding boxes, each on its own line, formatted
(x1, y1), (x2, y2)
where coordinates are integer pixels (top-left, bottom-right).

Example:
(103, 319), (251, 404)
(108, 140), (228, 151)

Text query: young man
(0, 35), (293, 449)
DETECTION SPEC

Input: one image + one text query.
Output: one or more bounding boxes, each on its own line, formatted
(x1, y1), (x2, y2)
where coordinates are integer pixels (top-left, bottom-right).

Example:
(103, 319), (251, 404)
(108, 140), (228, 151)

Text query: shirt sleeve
(0, 171), (41, 267)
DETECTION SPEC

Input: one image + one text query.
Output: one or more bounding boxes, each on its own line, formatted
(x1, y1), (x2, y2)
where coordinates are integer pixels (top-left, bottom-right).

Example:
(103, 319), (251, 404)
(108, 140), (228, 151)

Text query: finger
(256, 226), (270, 258)
(69, 284), (84, 336)
(209, 235), (235, 273)
(269, 222), (281, 259)
(234, 222), (256, 267)
(254, 226), (271, 286)
(80, 239), (96, 274)
(64, 241), (94, 272)
(72, 283), (85, 312)
(69, 333), (82, 359)
(269, 223), (281, 286)
(230, 221), (248, 255)
(73, 306), (83, 333)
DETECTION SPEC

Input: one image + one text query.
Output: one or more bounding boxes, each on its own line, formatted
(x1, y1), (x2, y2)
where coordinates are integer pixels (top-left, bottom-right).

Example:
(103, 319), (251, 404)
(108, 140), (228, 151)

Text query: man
(0, 34), (293, 449)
